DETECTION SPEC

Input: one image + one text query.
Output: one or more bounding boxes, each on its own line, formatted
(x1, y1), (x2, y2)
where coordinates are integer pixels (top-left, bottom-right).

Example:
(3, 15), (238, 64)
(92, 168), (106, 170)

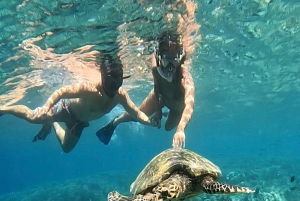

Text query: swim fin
(96, 118), (117, 145)
(32, 124), (52, 142)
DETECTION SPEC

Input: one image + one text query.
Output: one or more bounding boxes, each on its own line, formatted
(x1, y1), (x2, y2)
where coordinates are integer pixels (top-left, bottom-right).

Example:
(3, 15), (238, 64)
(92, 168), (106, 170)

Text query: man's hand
(172, 131), (185, 148)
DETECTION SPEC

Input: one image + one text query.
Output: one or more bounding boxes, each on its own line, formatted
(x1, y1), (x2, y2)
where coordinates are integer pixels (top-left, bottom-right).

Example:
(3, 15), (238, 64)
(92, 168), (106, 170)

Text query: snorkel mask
(156, 33), (185, 82)
(101, 58), (130, 98)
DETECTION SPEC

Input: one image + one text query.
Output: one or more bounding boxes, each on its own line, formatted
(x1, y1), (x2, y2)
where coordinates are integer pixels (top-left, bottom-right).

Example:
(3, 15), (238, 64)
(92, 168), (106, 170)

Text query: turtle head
(201, 175), (255, 194)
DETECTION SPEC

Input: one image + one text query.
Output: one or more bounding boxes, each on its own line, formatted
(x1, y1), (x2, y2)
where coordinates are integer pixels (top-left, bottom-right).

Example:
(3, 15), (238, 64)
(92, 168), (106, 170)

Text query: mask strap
(179, 47), (185, 61)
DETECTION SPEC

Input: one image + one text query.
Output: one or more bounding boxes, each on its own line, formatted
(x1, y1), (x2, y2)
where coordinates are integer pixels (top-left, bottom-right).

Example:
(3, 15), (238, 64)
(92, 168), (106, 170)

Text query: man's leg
(0, 105), (46, 124)
(52, 122), (81, 153)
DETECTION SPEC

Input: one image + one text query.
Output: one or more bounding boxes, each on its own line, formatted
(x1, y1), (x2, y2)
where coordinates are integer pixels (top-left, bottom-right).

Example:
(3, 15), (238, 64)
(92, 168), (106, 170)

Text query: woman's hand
(172, 131), (185, 148)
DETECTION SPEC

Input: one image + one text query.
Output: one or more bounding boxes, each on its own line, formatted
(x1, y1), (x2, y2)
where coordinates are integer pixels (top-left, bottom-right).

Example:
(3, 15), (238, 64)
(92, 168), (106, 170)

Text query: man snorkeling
(0, 55), (157, 153)
(97, 32), (195, 148)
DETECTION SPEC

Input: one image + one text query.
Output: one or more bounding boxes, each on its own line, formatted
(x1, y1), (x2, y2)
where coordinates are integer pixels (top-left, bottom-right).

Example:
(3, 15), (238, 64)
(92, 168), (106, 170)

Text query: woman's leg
(165, 110), (182, 131)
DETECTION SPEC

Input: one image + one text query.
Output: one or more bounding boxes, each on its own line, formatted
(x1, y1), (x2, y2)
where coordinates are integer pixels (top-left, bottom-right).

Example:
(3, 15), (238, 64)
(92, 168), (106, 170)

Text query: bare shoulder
(58, 82), (99, 95)
(114, 87), (132, 105)
(181, 69), (194, 87)
(152, 67), (159, 81)
(117, 87), (129, 98)
(73, 81), (98, 92)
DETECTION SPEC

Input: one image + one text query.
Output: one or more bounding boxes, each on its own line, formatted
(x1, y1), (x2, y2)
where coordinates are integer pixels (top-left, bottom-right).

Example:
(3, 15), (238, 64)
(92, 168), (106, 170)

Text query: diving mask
(102, 61), (131, 98)
(157, 49), (185, 82)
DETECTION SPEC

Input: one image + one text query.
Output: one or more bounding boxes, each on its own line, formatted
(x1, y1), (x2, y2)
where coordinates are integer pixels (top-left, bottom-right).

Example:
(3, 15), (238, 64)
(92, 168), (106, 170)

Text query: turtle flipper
(152, 174), (191, 200)
(202, 181), (255, 194)
(108, 191), (158, 201)
(108, 191), (132, 201)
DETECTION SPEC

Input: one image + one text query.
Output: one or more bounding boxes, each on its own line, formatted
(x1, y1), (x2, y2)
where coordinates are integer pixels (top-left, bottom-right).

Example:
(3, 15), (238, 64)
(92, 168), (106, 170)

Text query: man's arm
(117, 88), (154, 126)
(177, 69), (195, 132)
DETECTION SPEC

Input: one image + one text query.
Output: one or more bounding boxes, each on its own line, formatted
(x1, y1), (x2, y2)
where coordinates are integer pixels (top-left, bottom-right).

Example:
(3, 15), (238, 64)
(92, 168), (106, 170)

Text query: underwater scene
(0, 0), (300, 200)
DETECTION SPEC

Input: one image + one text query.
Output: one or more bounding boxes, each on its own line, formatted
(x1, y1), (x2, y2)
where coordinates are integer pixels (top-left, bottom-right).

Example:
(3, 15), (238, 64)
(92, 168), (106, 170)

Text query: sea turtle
(108, 148), (255, 201)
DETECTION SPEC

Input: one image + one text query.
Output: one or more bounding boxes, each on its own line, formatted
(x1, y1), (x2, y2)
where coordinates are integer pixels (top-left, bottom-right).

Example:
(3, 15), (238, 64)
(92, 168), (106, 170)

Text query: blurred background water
(0, 0), (300, 200)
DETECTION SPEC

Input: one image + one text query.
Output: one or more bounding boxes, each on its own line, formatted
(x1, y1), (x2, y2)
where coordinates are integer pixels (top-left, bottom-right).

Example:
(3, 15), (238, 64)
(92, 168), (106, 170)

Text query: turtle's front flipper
(152, 174), (192, 200)
(201, 176), (255, 194)
(108, 191), (159, 201)
(108, 191), (132, 201)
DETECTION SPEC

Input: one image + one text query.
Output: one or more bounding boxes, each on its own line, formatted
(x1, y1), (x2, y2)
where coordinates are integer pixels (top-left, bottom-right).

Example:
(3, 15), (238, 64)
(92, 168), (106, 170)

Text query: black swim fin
(96, 118), (117, 145)
(32, 124), (52, 142)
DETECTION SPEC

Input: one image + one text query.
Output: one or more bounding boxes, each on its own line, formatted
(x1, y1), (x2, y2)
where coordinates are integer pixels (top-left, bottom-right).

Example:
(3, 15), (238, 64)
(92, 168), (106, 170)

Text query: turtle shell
(130, 148), (221, 195)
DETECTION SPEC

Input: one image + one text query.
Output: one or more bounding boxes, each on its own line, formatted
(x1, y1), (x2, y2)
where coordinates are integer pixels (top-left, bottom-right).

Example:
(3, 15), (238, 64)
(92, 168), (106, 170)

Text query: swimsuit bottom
(51, 99), (89, 137)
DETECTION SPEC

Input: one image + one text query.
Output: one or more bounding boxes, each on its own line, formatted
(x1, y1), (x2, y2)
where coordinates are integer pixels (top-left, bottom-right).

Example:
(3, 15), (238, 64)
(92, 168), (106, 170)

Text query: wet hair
(102, 63), (124, 79)
(157, 32), (184, 56)
(100, 55), (124, 97)
(100, 55), (123, 78)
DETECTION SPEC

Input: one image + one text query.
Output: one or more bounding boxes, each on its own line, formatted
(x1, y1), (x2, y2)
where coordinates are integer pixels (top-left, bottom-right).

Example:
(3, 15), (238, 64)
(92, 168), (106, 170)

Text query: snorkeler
(0, 55), (157, 153)
(97, 32), (195, 148)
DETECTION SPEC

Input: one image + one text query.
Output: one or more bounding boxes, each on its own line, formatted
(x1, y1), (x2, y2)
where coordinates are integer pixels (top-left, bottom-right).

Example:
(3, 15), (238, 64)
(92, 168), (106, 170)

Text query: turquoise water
(1, 0), (300, 200)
